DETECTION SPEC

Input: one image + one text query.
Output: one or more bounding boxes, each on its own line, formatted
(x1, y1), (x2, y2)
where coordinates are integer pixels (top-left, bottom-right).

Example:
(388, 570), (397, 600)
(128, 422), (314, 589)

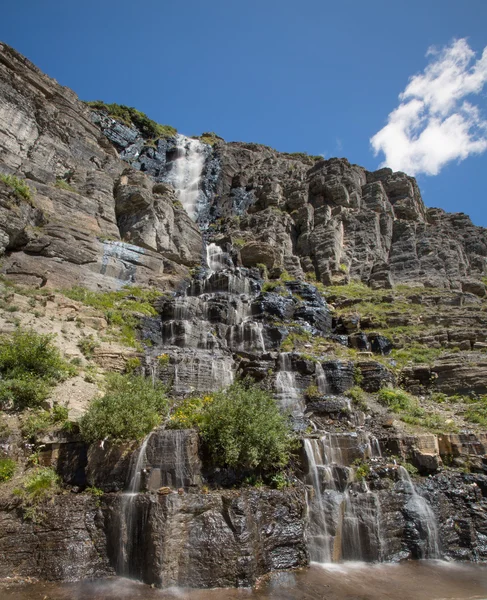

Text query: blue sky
(2, 0), (487, 225)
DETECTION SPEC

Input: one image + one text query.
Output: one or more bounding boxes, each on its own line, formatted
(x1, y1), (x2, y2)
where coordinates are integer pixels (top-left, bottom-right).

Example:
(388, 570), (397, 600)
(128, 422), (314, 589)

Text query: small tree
(79, 373), (168, 442)
(199, 380), (295, 472)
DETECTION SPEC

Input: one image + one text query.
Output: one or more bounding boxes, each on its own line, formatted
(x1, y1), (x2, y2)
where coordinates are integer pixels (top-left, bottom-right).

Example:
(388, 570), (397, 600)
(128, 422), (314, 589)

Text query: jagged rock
(240, 241), (279, 268)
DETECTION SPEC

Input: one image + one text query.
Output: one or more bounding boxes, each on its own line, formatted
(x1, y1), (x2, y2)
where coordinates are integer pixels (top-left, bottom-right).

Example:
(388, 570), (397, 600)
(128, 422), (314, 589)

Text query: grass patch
(64, 285), (162, 350)
(14, 467), (60, 505)
(55, 178), (76, 192)
(79, 373), (168, 442)
(0, 174), (32, 202)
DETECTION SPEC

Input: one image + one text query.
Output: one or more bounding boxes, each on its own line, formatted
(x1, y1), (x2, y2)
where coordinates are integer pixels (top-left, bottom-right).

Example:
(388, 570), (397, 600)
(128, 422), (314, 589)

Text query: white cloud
(370, 39), (487, 176)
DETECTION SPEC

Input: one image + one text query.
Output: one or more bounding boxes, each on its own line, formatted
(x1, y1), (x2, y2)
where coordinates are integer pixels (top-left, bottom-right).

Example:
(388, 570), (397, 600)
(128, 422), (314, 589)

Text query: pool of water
(2, 561), (487, 600)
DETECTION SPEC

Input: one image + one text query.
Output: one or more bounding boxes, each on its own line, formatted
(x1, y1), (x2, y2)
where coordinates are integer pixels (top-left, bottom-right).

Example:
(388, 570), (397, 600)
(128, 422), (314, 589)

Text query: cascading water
(164, 134), (206, 221)
(118, 433), (152, 574)
(397, 466), (441, 559)
(304, 433), (385, 563)
(275, 353), (304, 417)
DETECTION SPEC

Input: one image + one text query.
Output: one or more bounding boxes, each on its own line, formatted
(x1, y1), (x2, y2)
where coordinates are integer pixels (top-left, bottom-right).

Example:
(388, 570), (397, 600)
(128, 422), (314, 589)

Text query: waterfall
(315, 362), (328, 394)
(303, 434), (384, 564)
(275, 353), (304, 416)
(165, 134), (206, 221)
(397, 466), (441, 559)
(117, 433), (152, 574)
(206, 242), (227, 273)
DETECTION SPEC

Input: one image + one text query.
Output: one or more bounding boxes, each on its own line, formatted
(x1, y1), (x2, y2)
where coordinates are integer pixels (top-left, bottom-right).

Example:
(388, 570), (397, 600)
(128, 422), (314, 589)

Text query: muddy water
(3, 562), (487, 600)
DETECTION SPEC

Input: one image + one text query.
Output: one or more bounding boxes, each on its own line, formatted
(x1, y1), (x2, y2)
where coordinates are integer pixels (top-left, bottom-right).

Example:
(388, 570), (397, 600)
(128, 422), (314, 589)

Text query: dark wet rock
(358, 360), (396, 392)
(369, 333), (393, 355)
(105, 487), (308, 588)
(321, 360), (355, 394)
(0, 495), (111, 581)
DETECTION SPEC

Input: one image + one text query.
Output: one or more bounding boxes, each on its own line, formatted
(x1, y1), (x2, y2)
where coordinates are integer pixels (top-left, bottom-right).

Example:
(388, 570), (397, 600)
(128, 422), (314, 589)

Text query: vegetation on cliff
(79, 373), (168, 442)
(169, 380), (296, 472)
(85, 101), (176, 140)
(0, 328), (75, 410)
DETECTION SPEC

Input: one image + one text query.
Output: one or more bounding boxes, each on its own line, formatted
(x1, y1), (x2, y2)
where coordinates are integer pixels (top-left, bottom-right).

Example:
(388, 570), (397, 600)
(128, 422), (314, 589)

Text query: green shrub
(270, 471), (291, 490)
(198, 131), (223, 145)
(305, 384), (321, 399)
(378, 388), (416, 413)
(0, 376), (51, 410)
(0, 328), (74, 383)
(21, 405), (69, 440)
(79, 373), (168, 442)
(353, 460), (370, 481)
(0, 174), (32, 201)
(0, 458), (16, 483)
(77, 335), (100, 358)
(199, 380), (295, 472)
(167, 394), (213, 429)
(86, 101), (176, 140)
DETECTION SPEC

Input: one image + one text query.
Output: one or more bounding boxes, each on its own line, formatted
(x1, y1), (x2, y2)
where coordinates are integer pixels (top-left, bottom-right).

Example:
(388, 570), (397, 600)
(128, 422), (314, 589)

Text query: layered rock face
(2, 42), (487, 591)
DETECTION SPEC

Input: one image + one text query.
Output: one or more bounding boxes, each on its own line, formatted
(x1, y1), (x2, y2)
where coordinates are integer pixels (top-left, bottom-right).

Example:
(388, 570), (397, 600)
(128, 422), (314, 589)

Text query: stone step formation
(0, 42), (487, 590)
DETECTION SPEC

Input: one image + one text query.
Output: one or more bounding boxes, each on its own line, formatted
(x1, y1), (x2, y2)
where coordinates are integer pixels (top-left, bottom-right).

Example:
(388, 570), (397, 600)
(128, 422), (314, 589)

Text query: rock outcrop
(1, 42), (487, 591)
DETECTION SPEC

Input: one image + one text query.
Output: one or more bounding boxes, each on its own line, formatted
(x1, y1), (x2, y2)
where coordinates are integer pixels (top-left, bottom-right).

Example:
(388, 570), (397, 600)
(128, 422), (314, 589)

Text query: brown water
(2, 562), (487, 600)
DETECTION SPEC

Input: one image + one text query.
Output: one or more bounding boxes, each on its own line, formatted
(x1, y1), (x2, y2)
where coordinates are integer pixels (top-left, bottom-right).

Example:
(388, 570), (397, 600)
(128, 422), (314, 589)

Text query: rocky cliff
(1, 41), (487, 590)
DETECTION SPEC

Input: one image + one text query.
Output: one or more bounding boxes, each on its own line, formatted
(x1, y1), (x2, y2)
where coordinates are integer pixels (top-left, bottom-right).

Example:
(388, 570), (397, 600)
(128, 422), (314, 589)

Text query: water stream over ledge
(3, 562), (487, 600)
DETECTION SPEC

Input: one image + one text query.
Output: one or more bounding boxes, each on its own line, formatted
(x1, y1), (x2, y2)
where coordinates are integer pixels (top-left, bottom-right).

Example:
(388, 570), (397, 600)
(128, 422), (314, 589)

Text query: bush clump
(86, 101), (176, 140)
(378, 387), (416, 413)
(0, 328), (74, 410)
(79, 373), (168, 442)
(197, 380), (295, 472)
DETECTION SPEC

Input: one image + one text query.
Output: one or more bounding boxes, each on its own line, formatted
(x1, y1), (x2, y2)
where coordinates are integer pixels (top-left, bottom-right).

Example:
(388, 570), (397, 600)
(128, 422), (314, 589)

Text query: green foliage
(198, 131), (223, 145)
(270, 471), (291, 490)
(305, 384), (321, 399)
(0, 328), (73, 382)
(167, 394), (212, 429)
(65, 285), (160, 350)
(0, 376), (51, 411)
(86, 101), (176, 140)
(346, 386), (368, 411)
(0, 328), (74, 410)
(378, 387), (418, 413)
(464, 396), (487, 427)
(390, 344), (443, 368)
(55, 178), (76, 192)
(21, 405), (69, 440)
(125, 357), (142, 374)
(0, 173), (32, 202)
(233, 238), (246, 249)
(353, 459), (370, 481)
(14, 467), (60, 504)
(199, 380), (295, 472)
(0, 458), (16, 483)
(77, 335), (100, 358)
(79, 373), (168, 442)
(157, 353), (170, 367)
(85, 485), (104, 506)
